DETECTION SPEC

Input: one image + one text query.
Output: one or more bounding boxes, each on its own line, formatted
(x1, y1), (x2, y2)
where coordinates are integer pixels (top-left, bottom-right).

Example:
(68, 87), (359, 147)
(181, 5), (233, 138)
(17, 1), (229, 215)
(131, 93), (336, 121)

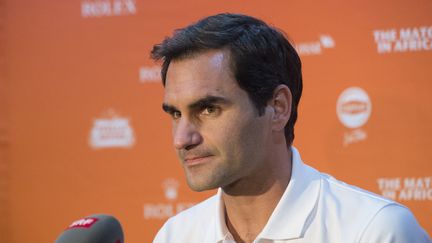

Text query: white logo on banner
(377, 177), (432, 201)
(373, 26), (432, 54)
(295, 35), (335, 56)
(139, 66), (161, 83)
(337, 87), (372, 129)
(89, 109), (135, 149)
(143, 178), (196, 220)
(337, 87), (372, 146)
(81, 0), (136, 18)
(163, 178), (179, 201)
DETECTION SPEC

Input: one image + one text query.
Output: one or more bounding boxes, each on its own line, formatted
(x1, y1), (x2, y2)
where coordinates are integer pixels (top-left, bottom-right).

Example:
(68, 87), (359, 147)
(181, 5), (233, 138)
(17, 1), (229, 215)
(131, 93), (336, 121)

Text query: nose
(173, 118), (203, 150)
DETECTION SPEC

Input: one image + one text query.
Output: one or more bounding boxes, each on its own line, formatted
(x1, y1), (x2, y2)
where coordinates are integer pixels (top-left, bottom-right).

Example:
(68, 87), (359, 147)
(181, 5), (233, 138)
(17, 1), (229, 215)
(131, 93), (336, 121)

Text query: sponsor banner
(143, 178), (196, 220)
(139, 66), (161, 83)
(295, 35), (335, 56)
(81, 0), (137, 18)
(377, 177), (432, 201)
(336, 87), (372, 146)
(4, 1), (432, 241)
(89, 109), (135, 149)
(373, 26), (432, 54)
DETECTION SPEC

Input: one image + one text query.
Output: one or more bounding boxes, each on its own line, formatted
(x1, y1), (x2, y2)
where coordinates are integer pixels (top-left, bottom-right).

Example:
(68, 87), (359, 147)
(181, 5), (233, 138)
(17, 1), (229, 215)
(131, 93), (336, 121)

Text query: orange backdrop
(1, 0), (431, 242)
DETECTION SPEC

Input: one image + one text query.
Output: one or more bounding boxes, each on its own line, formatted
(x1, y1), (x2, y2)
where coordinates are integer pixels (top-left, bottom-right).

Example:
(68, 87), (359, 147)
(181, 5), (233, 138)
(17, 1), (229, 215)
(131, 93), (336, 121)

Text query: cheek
(239, 119), (268, 153)
(208, 114), (268, 160)
(203, 120), (237, 147)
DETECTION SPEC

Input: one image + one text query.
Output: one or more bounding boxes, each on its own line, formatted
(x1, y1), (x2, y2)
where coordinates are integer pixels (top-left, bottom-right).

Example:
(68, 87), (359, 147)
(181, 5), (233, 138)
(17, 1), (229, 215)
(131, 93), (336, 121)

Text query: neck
(222, 146), (292, 243)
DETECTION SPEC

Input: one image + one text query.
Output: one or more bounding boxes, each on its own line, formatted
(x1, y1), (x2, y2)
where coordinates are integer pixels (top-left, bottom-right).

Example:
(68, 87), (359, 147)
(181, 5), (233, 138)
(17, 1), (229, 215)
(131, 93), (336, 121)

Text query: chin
(186, 178), (220, 192)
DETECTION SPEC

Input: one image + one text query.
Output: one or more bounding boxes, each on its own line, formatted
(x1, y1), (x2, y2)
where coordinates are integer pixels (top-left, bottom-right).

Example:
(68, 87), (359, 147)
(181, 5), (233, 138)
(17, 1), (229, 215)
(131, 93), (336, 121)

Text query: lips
(183, 154), (213, 166)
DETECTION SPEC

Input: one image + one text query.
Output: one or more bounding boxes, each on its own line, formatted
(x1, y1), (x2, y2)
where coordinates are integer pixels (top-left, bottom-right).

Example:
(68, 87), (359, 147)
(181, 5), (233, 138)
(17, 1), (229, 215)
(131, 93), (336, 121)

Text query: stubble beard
(183, 158), (235, 192)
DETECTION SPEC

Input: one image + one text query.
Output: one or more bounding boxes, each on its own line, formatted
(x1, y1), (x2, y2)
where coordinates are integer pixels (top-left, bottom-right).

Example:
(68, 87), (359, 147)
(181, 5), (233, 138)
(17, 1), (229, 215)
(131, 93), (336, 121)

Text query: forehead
(163, 50), (241, 105)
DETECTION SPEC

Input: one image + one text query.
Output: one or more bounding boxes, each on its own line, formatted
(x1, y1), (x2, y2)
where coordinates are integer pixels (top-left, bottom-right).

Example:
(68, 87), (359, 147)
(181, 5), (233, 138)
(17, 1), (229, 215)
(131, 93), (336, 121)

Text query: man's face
(162, 50), (273, 192)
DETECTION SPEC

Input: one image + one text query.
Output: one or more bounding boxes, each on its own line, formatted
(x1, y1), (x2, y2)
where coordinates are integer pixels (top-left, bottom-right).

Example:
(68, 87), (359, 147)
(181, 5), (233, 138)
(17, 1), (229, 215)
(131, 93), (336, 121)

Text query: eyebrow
(162, 95), (230, 114)
(189, 95), (230, 111)
(162, 103), (177, 114)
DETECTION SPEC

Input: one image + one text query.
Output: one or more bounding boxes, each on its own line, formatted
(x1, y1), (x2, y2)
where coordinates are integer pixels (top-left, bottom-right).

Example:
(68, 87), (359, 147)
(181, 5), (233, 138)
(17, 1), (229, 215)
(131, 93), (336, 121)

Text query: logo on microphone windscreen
(66, 217), (99, 229)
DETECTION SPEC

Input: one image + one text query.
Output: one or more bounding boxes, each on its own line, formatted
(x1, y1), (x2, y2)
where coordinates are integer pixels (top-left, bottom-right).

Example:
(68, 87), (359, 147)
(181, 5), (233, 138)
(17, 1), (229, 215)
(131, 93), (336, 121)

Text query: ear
(268, 84), (292, 132)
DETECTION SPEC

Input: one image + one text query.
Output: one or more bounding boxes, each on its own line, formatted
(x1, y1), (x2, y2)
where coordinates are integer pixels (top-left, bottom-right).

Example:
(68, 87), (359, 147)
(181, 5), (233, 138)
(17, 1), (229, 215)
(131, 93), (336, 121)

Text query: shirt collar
(258, 146), (321, 240)
(215, 188), (234, 242)
(213, 146), (321, 241)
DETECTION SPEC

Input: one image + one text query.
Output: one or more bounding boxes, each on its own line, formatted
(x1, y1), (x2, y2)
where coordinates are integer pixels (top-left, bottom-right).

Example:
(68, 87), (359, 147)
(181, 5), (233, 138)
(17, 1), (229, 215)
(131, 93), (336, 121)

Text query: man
(151, 13), (430, 243)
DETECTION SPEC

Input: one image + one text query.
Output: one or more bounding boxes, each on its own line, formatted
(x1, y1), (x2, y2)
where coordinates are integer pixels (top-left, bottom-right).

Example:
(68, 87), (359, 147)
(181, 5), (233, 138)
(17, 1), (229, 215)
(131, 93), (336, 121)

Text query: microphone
(55, 214), (124, 243)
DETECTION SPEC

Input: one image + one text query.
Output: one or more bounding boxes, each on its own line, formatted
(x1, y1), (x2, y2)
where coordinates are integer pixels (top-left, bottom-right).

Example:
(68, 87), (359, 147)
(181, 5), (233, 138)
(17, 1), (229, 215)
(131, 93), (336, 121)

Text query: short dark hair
(151, 13), (302, 145)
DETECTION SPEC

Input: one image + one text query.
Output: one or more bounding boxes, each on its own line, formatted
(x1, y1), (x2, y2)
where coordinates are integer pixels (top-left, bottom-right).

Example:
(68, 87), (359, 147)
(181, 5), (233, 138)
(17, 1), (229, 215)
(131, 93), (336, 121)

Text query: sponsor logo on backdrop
(336, 87), (372, 146)
(295, 35), (335, 56)
(163, 178), (179, 201)
(377, 176), (432, 201)
(139, 66), (161, 83)
(143, 178), (196, 220)
(89, 109), (135, 149)
(81, 0), (136, 18)
(373, 26), (432, 54)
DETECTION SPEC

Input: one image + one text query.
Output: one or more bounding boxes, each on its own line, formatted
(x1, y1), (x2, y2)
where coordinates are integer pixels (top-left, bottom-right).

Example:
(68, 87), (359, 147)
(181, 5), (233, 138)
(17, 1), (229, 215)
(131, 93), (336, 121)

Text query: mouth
(183, 155), (214, 166)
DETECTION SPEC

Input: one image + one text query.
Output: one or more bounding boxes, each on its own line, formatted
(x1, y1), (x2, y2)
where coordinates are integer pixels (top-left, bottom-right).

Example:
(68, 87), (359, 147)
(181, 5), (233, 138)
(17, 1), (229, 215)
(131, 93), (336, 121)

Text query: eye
(172, 111), (181, 119)
(201, 106), (219, 116)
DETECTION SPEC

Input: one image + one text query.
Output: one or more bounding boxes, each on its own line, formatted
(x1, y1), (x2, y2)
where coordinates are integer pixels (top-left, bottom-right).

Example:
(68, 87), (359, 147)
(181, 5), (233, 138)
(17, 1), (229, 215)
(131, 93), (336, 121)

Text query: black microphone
(55, 214), (124, 243)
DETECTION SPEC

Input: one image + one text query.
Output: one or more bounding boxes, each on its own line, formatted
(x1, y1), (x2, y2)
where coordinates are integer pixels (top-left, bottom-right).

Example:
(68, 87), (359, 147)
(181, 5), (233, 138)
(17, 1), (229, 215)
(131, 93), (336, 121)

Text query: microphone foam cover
(55, 214), (124, 243)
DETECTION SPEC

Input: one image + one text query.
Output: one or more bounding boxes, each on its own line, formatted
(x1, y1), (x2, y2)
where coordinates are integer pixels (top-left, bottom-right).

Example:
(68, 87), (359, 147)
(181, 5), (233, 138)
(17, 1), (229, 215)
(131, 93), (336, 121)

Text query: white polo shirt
(153, 147), (430, 243)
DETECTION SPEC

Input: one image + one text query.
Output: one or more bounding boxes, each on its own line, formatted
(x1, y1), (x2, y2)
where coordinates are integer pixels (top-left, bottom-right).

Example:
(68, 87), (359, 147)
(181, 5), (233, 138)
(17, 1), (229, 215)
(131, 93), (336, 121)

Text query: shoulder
(319, 173), (395, 212)
(166, 192), (218, 226)
(153, 193), (219, 243)
(318, 174), (430, 242)
(359, 204), (430, 242)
